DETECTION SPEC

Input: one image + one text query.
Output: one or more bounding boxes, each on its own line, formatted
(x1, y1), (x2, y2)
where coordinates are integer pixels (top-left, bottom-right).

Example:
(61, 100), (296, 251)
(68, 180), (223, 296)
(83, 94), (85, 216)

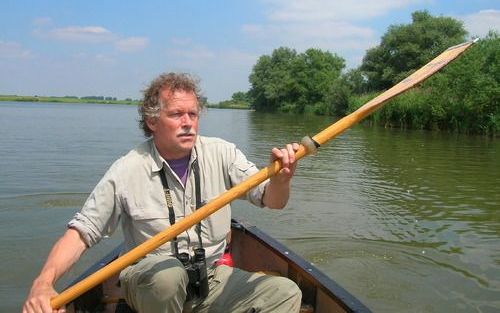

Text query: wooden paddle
(51, 39), (475, 309)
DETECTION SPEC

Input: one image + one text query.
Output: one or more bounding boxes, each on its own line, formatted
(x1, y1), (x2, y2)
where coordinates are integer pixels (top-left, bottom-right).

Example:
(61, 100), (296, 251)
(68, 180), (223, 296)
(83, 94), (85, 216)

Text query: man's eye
(169, 113), (182, 119)
(167, 111), (198, 120)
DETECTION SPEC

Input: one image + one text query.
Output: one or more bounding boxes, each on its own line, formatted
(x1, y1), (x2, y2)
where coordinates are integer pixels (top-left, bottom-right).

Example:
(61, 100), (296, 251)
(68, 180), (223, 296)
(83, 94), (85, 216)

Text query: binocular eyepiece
(177, 248), (209, 301)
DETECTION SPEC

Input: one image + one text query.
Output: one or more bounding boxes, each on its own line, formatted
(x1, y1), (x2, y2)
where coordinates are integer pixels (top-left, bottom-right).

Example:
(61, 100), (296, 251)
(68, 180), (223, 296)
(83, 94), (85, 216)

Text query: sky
(0, 1), (499, 103)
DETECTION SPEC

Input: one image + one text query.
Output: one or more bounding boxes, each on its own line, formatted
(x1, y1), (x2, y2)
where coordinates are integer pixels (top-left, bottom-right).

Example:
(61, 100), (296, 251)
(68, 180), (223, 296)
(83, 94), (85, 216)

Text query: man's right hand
(23, 281), (66, 313)
(22, 228), (87, 313)
(22, 279), (64, 313)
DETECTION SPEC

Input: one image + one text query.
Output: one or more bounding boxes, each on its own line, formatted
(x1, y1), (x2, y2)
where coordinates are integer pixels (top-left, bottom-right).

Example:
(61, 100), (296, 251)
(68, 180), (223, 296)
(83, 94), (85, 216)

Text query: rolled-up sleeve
(229, 148), (268, 208)
(68, 166), (121, 247)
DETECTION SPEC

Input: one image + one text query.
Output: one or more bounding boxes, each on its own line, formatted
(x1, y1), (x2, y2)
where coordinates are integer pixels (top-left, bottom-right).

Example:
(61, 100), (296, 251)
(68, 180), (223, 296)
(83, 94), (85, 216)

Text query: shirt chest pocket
(122, 192), (170, 220)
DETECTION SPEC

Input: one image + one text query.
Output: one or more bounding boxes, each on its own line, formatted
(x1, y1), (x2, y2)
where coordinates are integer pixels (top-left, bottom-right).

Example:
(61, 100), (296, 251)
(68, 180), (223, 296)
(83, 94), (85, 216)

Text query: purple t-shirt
(166, 155), (190, 186)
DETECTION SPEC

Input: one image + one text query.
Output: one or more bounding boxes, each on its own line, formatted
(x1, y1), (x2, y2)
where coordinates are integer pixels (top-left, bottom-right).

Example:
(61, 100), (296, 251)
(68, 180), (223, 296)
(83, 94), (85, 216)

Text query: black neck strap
(159, 157), (204, 256)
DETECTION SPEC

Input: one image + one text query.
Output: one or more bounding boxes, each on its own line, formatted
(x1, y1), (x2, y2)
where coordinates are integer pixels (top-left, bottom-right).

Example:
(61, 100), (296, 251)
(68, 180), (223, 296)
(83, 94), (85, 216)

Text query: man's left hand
(269, 142), (300, 184)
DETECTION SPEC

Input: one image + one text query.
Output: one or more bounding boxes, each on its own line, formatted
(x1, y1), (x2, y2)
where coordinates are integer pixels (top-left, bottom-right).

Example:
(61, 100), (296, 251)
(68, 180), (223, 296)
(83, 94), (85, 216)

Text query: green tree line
(222, 10), (499, 136)
(0, 94), (139, 105)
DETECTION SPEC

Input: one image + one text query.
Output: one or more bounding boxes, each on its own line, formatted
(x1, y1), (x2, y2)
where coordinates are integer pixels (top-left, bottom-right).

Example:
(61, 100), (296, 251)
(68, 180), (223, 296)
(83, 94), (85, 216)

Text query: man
(23, 72), (302, 313)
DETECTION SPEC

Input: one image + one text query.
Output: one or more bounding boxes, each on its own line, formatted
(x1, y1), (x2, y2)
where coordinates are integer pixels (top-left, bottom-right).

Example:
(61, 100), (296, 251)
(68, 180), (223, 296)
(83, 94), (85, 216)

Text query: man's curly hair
(138, 72), (203, 137)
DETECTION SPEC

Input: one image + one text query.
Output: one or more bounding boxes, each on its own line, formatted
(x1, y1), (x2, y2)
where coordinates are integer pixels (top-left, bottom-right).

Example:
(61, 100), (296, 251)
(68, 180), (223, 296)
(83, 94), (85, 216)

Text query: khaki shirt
(68, 136), (267, 264)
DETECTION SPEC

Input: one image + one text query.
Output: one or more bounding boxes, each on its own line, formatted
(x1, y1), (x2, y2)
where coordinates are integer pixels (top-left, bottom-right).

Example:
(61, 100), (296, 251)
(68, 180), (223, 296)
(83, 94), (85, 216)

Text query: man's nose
(180, 113), (192, 124)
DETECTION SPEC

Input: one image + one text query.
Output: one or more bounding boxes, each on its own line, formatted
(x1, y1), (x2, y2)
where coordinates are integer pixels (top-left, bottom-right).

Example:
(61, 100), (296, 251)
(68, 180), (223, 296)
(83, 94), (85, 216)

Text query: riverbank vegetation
(0, 94), (139, 105)
(350, 33), (499, 135)
(228, 10), (499, 136)
(206, 92), (251, 109)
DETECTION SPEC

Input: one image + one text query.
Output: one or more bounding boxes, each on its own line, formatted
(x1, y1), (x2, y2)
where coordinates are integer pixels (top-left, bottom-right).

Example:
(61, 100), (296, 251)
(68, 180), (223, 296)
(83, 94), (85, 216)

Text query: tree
(248, 47), (345, 113)
(248, 47), (297, 112)
(231, 91), (250, 103)
(292, 48), (345, 113)
(342, 68), (368, 95)
(361, 10), (467, 91)
(424, 32), (500, 134)
(352, 33), (499, 135)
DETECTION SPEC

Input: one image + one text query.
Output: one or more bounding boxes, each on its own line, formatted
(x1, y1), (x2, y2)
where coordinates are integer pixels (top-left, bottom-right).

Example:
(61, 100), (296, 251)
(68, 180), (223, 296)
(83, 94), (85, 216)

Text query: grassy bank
(207, 99), (251, 110)
(347, 86), (499, 136)
(0, 95), (139, 105)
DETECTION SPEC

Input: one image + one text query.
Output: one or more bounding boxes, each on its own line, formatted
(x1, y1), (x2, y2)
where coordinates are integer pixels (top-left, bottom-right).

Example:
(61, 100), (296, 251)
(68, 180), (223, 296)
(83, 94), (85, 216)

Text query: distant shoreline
(0, 95), (253, 110)
(206, 104), (251, 110)
(0, 95), (139, 105)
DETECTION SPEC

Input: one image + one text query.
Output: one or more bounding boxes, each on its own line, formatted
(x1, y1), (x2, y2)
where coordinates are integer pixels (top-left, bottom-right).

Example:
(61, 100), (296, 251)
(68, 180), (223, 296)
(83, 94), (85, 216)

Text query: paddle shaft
(51, 40), (474, 309)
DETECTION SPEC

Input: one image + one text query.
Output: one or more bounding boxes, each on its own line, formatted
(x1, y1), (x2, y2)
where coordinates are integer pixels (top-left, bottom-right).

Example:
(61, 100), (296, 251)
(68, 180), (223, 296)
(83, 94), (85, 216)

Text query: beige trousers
(120, 254), (302, 313)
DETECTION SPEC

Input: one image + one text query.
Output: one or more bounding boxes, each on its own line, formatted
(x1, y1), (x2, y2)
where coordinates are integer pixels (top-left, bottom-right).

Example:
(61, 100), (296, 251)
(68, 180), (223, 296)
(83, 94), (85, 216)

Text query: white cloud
(34, 22), (149, 53)
(461, 9), (500, 38)
(72, 52), (117, 65)
(0, 41), (33, 59)
(166, 1), (424, 101)
(263, 0), (426, 22)
(45, 26), (115, 43)
(162, 39), (258, 101)
(115, 37), (149, 52)
(33, 17), (53, 26)
(166, 42), (216, 64)
(242, 19), (377, 68)
(94, 53), (118, 64)
(242, 0), (428, 68)
(244, 21), (374, 43)
(170, 37), (193, 46)
(196, 50), (257, 102)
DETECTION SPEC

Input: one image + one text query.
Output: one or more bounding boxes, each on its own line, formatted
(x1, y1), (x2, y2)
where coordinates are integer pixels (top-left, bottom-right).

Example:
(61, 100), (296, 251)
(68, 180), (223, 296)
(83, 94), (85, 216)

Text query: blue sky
(1, 1), (498, 102)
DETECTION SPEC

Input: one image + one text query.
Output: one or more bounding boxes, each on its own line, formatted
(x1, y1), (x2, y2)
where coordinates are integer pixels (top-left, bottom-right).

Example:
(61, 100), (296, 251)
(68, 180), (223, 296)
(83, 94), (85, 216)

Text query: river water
(1, 101), (499, 312)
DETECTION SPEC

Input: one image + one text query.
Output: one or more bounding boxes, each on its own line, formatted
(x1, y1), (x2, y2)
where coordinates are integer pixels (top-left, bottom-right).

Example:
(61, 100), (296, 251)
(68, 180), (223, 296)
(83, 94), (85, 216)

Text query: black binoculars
(177, 248), (209, 301)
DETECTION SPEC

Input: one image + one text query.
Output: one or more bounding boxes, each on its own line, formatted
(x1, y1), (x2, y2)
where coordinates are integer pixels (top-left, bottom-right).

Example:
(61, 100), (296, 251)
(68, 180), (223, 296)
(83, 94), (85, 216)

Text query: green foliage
(229, 10), (495, 135)
(423, 32), (500, 135)
(361, 10), (467, 91)
(248, 47), (345, 113)
(373, 89), (436, 129)
(347, 92), (379, 118)
(319, 78), (351, 116)
(231, 91), (250, 103)
(342, 68), (368, 95)
(208, 91), (251, 109)
(210, 100), (250, 109)
(248, 47), (298, 112)
(0, 95), (138, 105)
(351, 33), (500, 135)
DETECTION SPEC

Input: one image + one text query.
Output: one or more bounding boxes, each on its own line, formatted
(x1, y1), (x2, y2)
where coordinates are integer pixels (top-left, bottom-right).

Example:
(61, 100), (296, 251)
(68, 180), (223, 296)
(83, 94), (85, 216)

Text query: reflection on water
(1, 102), (499, 312)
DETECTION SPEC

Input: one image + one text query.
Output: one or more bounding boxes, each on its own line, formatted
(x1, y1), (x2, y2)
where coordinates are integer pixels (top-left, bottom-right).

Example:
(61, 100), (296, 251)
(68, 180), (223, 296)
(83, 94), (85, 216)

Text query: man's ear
(146, 117), (157, 133)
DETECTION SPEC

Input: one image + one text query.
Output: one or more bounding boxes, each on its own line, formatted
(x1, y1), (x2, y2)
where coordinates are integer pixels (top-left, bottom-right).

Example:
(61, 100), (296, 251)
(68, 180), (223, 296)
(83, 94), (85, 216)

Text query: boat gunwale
(232, 219), (372, 313)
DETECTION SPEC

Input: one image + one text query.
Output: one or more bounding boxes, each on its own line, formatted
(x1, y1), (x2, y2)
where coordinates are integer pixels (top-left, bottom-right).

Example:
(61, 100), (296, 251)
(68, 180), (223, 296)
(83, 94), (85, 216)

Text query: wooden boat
(65, 219), (371, 313)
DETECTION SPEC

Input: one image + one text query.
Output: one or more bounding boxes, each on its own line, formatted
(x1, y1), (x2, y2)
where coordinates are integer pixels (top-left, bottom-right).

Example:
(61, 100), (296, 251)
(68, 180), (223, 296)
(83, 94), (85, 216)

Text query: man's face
(147, 89), (199, 159)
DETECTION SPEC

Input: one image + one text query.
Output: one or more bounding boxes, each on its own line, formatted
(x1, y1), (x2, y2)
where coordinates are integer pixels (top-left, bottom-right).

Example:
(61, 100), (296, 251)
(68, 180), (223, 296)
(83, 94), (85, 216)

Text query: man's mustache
(177, 130), (196, 137)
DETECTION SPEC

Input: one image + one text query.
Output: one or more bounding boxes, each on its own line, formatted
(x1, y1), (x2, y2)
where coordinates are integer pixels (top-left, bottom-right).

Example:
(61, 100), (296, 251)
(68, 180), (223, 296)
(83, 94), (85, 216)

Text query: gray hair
(138, 72), (203, 137)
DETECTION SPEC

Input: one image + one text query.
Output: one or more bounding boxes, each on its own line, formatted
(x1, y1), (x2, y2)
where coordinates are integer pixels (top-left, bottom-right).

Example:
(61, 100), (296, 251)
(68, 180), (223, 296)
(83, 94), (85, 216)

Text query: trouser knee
(142, 261), (189, 300)
(269, 277), (302, 311)
(121, 255), (189, 313)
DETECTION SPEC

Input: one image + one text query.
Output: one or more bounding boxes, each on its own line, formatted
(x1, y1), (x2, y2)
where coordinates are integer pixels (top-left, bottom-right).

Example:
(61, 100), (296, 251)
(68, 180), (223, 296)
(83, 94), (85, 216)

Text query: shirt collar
(149, 137), (199, 173)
